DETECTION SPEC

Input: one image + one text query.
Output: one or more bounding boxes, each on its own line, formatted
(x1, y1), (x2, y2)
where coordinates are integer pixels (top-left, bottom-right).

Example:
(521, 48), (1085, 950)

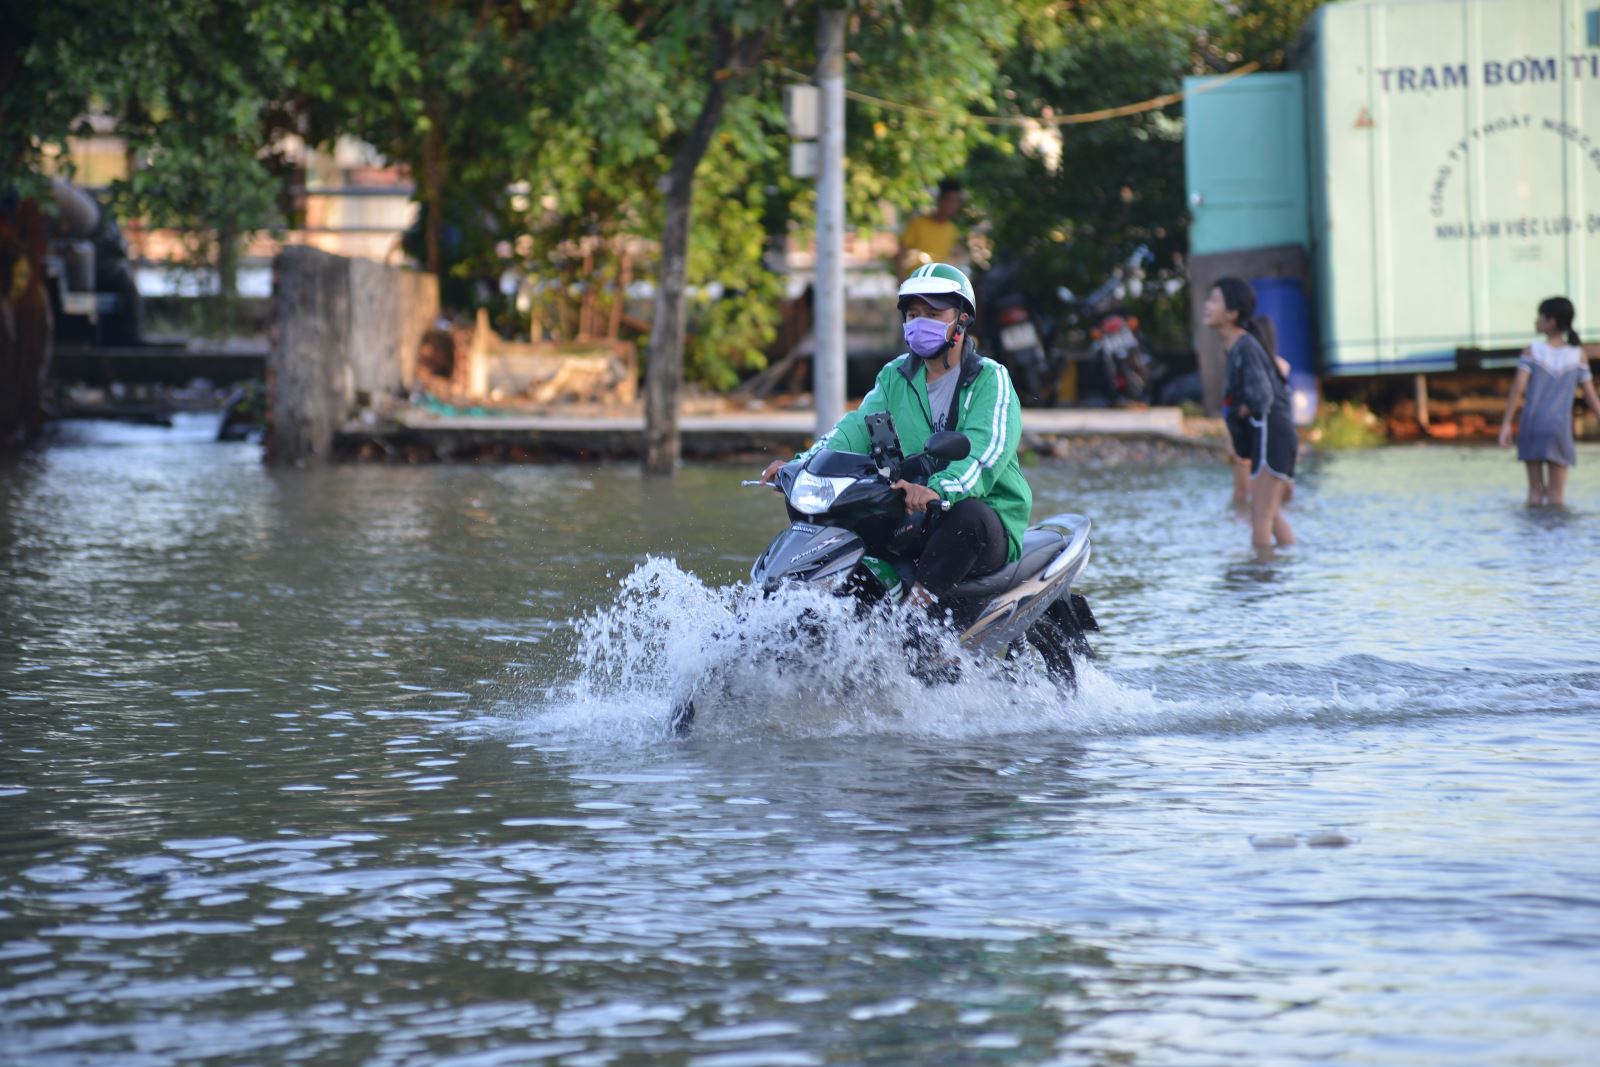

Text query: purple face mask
(903, 316), (952, 359)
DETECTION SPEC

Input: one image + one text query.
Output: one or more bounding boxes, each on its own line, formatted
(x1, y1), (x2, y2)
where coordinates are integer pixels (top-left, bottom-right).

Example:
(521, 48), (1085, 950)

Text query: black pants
(915, 498), (1008, 600)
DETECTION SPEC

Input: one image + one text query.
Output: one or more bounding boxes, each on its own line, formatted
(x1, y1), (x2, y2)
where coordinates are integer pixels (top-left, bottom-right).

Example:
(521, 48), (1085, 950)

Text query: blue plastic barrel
(1250, 276), (1318, 426)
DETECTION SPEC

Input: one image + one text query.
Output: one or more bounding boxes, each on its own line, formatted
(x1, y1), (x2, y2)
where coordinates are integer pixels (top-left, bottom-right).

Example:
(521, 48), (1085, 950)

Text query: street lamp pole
(813, 5), (847, 437)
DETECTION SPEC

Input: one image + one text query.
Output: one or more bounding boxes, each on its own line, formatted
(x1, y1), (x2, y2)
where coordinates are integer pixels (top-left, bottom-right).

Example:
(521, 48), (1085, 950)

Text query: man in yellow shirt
(898, 179), (965, 279)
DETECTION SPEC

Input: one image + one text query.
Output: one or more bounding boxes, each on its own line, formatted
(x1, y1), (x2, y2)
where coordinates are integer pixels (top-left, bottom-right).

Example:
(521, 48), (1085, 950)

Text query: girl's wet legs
(1524, 461), (1547, 506)
(1250, 475), (1293, 549)
(1271, 504), (1295, 545)
(1546, 462), (1569, 507)
(1230, 456), (1250, 507)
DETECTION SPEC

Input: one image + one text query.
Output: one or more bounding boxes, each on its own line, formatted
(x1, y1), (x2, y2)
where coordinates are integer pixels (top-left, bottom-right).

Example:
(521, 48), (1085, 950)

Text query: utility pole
(813, 5), (847, 437)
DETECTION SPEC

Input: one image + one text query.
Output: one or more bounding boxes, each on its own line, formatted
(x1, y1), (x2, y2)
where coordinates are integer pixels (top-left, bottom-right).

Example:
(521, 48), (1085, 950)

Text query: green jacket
(800, 342), (1031, 561)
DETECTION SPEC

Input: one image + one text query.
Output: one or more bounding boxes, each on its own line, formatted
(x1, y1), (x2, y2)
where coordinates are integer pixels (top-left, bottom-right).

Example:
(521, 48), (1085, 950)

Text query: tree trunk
(578, 244), (595, 339)
(421, 123), (444, 276)
(643, 26), (768, 474)
(609, 251), (631, 341)
(217, 224), (240, 333)
(643, 164), (696, 473)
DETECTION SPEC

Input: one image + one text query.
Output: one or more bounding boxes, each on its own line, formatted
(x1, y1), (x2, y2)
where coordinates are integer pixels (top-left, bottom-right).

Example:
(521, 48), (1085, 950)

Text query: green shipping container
(1187, 0), (1600, 376)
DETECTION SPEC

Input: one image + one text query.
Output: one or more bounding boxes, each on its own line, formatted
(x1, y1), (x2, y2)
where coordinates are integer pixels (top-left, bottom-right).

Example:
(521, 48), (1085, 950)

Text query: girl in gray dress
(1498, 296), (1600, 507)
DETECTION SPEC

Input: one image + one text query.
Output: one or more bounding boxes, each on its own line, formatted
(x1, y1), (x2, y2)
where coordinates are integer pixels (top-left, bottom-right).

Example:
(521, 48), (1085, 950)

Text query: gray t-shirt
(926, 368), (961, 432)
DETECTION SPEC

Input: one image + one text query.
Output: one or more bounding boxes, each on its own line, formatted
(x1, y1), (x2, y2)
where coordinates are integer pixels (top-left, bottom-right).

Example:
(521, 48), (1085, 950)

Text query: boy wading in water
(1498, 296), (1600, 507)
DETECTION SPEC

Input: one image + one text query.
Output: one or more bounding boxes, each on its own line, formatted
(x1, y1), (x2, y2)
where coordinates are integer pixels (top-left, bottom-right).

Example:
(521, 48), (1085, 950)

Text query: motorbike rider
(759, 262), (1031, 614)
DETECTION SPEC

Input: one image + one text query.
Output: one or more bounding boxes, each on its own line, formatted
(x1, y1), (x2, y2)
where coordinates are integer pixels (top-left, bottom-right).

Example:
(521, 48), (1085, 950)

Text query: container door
(1185, 73), (1310, 256)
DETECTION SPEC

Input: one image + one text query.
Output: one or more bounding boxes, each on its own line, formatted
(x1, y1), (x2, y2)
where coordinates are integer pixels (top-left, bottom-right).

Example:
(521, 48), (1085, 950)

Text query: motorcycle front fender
(751, 522), (866, 591)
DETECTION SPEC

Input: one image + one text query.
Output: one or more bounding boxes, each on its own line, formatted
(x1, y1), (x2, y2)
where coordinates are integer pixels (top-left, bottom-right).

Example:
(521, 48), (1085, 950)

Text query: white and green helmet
(897, 262), (976, 321)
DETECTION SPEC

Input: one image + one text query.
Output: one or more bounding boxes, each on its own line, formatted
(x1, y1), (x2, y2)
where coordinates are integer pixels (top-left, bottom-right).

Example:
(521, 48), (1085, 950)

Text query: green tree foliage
(1211, 0), (1328, 69)
(2, 0), (319, 325)
(8, 0), (1328, 392)
(480, 1), (1061, 411)
(968, 4), (1195, 283)
(298, 1), (579, 283)
(842, 1), (1038, 222)
(291, 1), (786, 394)
(965, 0), (1325, 341)
(1, 2), (95, 194)
(111, 2), (313, 306)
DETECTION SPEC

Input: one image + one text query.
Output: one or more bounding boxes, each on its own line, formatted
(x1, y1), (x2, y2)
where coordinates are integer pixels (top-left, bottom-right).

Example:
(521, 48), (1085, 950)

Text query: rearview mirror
(923, 431), (970, 461)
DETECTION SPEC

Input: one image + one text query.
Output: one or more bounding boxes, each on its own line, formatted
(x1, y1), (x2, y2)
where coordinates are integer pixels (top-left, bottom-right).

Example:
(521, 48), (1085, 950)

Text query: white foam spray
(501, 559), (1599, 747)
(512, 558), (1110, 744)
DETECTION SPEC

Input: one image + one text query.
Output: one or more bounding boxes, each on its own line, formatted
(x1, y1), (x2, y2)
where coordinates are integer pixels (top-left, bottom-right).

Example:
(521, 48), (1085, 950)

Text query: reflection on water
(3, 425), (1599, 1065)
(1219, 556), (1290, 598)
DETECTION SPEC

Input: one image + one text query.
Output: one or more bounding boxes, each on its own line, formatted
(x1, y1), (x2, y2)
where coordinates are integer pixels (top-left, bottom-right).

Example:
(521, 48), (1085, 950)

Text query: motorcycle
(1085, 311), (1149, 403)
(669, 412), (1097, 735)
(979, 257), (1060, 407)
(1057, 247), (1158, 406)
(1055, 246), (1199, 407)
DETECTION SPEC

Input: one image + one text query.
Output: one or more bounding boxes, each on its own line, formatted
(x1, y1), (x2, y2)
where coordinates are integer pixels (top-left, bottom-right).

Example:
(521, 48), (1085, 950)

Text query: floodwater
(3, 415), (1599, 1066)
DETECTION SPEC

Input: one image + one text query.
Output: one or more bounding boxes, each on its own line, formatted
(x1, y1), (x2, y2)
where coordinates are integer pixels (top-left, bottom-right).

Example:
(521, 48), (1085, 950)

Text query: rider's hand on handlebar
(758, 459), (785, 485)
(892, 480), (942, 514)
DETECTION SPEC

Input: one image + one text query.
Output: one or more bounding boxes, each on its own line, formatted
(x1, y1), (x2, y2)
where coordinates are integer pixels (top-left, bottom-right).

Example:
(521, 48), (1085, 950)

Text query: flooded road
(3, 416), (1599, 1065)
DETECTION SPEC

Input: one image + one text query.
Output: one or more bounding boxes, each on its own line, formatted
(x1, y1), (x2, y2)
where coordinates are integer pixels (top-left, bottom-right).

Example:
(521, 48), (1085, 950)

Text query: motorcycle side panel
(958, 556), (1085, 655)
(957, 513), (1093, 655)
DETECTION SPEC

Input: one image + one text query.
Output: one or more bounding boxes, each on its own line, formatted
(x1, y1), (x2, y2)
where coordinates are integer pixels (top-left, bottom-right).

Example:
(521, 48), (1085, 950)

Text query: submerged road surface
(2, 416), (1598, 1065)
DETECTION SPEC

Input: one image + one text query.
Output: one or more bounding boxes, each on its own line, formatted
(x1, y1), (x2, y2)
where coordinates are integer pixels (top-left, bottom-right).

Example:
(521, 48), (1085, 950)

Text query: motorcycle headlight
(788, 471), (856, 515)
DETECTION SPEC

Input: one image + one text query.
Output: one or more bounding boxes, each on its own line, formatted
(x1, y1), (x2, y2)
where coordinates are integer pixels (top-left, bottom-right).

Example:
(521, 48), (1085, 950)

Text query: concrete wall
(1188, 243), (1309, 412)
(268, 247), (438, 463)
(348, 256), (435, 402)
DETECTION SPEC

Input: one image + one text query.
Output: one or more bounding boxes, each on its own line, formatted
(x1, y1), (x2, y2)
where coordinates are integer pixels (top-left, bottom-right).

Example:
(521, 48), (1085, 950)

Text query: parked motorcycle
(1059, 246), (1159, 406)
(1048, 246), (1196, 407)
(978, 258), (1060, 407)
(669, 412), (1097, 735)
(1087, 311), (1152, 404)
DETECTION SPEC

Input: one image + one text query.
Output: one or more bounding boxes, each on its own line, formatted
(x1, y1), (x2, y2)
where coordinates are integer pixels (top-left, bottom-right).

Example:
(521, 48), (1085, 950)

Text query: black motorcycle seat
(945, 527), (1066, 601)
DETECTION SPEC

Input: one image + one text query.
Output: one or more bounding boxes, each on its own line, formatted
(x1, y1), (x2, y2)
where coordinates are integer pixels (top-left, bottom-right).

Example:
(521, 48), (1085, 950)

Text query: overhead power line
(780, 61), (1262, 127)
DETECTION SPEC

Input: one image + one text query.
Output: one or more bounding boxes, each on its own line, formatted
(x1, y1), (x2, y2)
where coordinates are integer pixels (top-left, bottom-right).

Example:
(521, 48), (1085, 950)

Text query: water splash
(512, 557), (1099, 743)
(504, 559), (1600, 747)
